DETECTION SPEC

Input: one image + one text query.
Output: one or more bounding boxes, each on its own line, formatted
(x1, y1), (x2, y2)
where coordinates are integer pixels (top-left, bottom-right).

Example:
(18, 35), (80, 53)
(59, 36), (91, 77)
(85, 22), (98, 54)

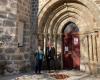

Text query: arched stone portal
(62, 21), (80, 70)
(38, 0), (100, 73)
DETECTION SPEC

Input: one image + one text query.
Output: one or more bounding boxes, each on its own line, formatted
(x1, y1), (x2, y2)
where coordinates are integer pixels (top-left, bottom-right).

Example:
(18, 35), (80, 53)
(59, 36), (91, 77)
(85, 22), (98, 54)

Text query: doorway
(62, 22), (80, 70)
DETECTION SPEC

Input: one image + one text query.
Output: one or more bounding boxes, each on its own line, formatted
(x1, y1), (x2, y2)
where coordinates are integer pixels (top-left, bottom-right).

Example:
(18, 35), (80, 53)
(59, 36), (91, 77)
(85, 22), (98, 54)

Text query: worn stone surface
(0, 70), (100, 80)
(37, 0), (100, 75)
(5, 48), (16, 54)
(0, 0), (17, 49)
(0, 48), (3, 53)
(0, 0), (100, 75)
(0, 0), (32, 74)
(0, 28), (3, 34)
(24, 54), (29, 60)
(6, 61), (12, 64)
(0, 54), (6, 60)
(3, 20), (15, 27)
(5, 55), (11, 60)
(11, 55), (24, 60)
(14, 61), (25, 64)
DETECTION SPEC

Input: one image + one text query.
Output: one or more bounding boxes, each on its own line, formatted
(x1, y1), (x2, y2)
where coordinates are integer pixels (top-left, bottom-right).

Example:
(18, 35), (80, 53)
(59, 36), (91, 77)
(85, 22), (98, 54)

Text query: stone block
(3, 20), (15, 27)
(23, 43), (28, 47)
(0, 0), (7, 5)
(0, 28), (3, 34)
(24, 24), (30, 29)
(23, 38), (30, 43)
(14, 61), (24, 64)
(0, 12), (7, 18)
(0, 48), (3, 53)
(11, 55), (23, 60)
(7, 13), (16, 20)
(0, 54), (5, 60)
(5, 48), (16, 54)
(26, 48), (30, 52)
(10, 1), (17, 9)
(2, 34), (12, 42)
(6, 55), (11, 60)
(24, 54), (29, 60)
(19, 47), (25, 52)
(7, 61), (12, 65)
(24, 31), (30, 36)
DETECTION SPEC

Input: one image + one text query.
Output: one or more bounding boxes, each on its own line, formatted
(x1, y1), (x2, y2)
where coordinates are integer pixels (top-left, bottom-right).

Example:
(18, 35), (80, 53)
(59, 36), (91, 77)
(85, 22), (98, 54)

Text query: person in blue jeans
(35, 46), (44, 74)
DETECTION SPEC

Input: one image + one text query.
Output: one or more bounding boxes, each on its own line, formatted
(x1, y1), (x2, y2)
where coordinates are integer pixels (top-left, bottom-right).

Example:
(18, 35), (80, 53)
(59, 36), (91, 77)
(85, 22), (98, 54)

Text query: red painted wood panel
(63, 32), (80, 70)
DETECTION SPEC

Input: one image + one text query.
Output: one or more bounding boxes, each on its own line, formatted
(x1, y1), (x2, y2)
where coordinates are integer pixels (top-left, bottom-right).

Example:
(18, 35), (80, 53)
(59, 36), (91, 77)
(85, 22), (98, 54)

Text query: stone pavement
(0, 70), (100, 80)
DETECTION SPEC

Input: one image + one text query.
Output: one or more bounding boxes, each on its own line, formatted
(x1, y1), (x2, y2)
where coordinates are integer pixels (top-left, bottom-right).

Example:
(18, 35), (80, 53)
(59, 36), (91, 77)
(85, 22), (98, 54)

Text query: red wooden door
(63, 32), (80, 70)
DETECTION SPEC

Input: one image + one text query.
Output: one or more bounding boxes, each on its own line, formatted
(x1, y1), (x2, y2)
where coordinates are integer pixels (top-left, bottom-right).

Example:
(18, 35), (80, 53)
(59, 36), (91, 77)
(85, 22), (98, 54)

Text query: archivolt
(44, 3), (94, 35)
(38, 0), (100, 33)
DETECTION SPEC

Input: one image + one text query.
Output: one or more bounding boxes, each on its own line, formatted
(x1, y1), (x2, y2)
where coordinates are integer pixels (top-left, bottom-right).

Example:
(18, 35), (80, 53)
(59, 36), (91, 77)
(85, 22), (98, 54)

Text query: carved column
(87, 35), (90, 61)
(59, 33), (63, 69)
(53, 33), (57, 68)
(89, 33), (97, 74)
(44, 33), (47, 54)
(54, 34), (57, 54)
(91, 34), (94, 61)
(95, 33), (98, 62)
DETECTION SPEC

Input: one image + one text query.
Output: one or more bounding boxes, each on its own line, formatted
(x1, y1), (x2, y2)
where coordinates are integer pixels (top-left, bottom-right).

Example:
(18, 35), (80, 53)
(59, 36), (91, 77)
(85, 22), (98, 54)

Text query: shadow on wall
(31, 0), (39, 50)
(30, 0), (39, 71)
(0, 54), (7, 75)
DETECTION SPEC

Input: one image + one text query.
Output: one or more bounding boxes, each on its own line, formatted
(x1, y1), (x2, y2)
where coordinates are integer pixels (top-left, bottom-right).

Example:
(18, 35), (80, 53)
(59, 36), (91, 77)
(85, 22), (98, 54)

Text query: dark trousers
(47, 59), (50, 71)
(35, 60), (42, 73)
(47, 58), (56, 72)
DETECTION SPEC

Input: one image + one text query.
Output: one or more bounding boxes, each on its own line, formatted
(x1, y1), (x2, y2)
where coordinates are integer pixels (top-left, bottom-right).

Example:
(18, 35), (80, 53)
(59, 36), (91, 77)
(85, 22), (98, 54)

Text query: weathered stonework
(11, 55), (24, 60)
(24, 54), (30, 60)
(0, 0), (32, 74)
(0, 54), (5, 60)
(38, 0), (100, 74)
(0, 0), (18, 75)
(31, 0), (38, 51)
(5, 48), (16, 54)
(0, 48), (3, 53)
(39, 0), (49, 12)
(0, 0), (100, 75)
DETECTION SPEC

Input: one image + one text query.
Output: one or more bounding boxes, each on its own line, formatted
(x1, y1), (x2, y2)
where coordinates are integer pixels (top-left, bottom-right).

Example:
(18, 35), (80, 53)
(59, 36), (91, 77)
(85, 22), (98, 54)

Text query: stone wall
(0, 0), (100, 75)
(0, 0), (33, 74)
(16, 0), (32, 74)
(31, 0), (38, 51)
(0, 0), (18, 74)
(38, 0), (100, 74)
(94, 0), (100, 74)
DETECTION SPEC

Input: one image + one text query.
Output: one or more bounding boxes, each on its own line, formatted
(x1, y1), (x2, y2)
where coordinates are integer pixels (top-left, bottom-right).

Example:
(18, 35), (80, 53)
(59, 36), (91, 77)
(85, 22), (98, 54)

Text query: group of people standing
(34, 44), (55, 74)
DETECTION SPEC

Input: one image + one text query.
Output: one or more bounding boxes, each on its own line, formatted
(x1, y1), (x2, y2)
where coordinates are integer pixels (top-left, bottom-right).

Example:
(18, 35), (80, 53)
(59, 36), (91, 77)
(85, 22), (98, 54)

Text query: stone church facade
(0, 0), (100, 74)
(38, 0), (100, 74)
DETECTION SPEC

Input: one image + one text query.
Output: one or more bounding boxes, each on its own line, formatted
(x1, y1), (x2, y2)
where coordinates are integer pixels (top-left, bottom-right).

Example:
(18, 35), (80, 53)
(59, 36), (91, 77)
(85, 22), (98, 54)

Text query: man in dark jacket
(45, 44), (55, 72)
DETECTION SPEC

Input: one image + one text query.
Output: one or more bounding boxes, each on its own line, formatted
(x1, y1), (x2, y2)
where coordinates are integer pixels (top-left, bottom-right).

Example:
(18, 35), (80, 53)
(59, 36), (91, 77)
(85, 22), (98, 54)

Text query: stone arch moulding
(38, 0), (100, 33)
(37, 0), (100, 73)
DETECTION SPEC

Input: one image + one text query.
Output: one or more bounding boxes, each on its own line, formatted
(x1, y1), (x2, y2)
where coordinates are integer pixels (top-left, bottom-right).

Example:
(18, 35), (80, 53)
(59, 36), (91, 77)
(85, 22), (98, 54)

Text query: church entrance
(62, 22), (80, 70)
